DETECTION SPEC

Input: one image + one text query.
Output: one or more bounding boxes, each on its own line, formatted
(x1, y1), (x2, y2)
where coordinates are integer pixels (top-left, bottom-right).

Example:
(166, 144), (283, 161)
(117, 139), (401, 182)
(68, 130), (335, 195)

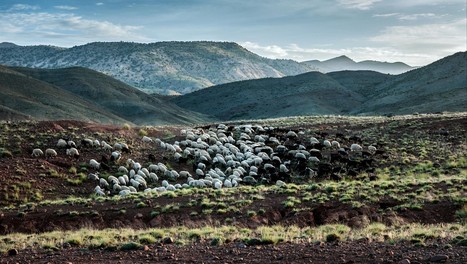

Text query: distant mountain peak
(326, 55), (355, 63)
(0, 42), (19, 48)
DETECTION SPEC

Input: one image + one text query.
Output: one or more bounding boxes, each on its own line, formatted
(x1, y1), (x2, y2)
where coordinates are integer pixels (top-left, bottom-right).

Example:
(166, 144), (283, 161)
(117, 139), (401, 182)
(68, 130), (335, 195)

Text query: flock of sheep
(31, 124), (378, 197)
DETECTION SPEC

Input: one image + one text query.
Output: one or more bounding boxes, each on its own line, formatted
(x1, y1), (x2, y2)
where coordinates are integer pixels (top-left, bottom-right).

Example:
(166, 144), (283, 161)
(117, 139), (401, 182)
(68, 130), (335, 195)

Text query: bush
(120, 242), (141, 251)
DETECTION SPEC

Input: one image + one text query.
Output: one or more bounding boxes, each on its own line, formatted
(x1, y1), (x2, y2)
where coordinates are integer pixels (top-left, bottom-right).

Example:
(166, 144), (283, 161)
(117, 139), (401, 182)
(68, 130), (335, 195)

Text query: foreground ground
(0, 113), (466, 263)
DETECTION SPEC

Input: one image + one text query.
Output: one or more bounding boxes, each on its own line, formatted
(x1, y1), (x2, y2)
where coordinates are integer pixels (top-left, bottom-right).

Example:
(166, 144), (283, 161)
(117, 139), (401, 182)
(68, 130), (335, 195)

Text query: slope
(173, 71), (363, 120)
(357, 51), (467, 114)
(11, 66), (210, 125)
(0, 66), (129, 124)
(327, 70), (392, 97)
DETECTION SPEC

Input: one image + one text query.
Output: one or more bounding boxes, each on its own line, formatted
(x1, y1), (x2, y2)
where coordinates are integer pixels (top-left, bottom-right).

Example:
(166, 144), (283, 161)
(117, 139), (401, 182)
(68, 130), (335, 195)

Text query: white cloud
(0, 12), (147, 44)
(337, 0), (381, 10)
(239, 41), (460, 66)
(8, 4), (40, 11)
(398, 13), (440, 20)
(240, 42), (288, 58)
(370, 19), (467, 56)
(96, 2), (104, 6)
(373, 13), (400, 18)
(54, 5), (78, 11)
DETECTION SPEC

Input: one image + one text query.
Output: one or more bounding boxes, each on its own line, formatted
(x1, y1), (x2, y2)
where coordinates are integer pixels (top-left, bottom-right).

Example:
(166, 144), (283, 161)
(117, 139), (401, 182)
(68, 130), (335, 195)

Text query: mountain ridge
(0, 41), (415, 94)
(173, 51), (466, 120)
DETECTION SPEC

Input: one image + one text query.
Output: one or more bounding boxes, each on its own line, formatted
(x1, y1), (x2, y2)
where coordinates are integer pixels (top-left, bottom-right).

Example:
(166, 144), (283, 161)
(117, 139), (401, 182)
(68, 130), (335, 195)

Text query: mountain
(0, 41), (318, 95)
(0, 65), (209, 125)
(357, 51), (467, 114)
(172, 71), (363, 120)
(302, 55), (415, 74)
(173, 51), (466, 120)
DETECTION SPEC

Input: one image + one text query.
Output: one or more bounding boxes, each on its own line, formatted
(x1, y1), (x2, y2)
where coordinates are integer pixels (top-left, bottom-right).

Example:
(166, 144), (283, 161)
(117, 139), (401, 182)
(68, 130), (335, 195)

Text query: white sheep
(56, 139), (67, 148)
(89, 159), (100, 169)
(45, 148), (57, 158)
(88, 173), (99, 181)
(99, 178), (109, 188)
(142, 136), (153, 143)
(368, 145), (377, 154)
(351, 144), (363, 152)
(111, 151), (121, 161)
(31, 148), (43, 157)
(66, 147), (79, 158)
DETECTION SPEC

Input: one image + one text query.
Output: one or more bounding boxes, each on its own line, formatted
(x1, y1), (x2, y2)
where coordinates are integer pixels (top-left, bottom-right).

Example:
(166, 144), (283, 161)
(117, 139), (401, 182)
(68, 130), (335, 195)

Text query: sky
(0, 0), (465, 66)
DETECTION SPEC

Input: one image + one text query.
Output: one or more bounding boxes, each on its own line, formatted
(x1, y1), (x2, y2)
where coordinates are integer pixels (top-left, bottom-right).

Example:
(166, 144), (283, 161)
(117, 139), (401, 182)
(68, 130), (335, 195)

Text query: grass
(1, 223), (464, 253)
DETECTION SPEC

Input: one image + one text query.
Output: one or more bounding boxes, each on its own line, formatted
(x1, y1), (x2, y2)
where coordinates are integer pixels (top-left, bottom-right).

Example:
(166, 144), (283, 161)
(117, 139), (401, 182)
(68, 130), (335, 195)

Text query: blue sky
(0, 0), (465, 65)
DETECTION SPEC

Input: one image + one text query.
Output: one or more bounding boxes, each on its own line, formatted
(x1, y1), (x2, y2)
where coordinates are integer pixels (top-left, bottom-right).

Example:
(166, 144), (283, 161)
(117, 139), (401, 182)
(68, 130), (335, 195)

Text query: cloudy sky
(0, 0), (465, 65)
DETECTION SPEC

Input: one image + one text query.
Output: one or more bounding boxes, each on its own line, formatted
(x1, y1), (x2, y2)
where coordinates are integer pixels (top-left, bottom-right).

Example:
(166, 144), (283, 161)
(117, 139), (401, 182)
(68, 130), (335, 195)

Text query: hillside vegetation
(174, 52), (466, 120)
(0, 66), (209, 125)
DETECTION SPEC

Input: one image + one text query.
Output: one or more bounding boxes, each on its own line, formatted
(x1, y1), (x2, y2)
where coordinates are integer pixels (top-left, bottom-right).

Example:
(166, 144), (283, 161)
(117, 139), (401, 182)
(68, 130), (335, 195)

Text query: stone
(429, 255), (449, 262)
(162, 237), (174, 244)
(398, 259), (410, 264)
(8, 248), (18, 256)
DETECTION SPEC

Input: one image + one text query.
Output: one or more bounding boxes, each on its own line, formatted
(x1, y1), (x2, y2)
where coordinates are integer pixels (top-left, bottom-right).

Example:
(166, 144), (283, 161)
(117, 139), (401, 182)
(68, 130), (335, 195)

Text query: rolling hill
(0, 41), (318, 95)
(302, 55), (415, 74)
(172, 71), (363, 120)
(357, 51), (467, 114)
(0, 66), (209, 125)
(173, 51), (466, 120)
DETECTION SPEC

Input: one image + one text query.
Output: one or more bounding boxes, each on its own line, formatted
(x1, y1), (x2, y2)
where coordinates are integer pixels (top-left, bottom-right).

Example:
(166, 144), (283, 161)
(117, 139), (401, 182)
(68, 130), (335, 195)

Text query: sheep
(99, 178), (109, 188)
(67, 140), (77, 148)
(56, 139), (67, 148)
(149, 173), (158, 182)
(323, 140), (332, 148)
(66, 147), (79, 158)
(118, 176), (127, 185)
(95, 187), (105, 196)
(276, 180), (286, 187)
(88, 173), (99, 181)
(332, 141), (340, 148)
(119, 190), (131, 196)
(310, 137), (319, 145)
(45, 148), (57, 158)
(142, 136), (153, 143)
(102, 142), (113, 151)
(368, 145), (377, 154)
(111, 151), (121, 161)
(89, 159), (100, 170)
(31, 148), (43, 157)
(118, 166), (129, 174)
(351, 144), (363, 152)
(82, 138), (94, 147)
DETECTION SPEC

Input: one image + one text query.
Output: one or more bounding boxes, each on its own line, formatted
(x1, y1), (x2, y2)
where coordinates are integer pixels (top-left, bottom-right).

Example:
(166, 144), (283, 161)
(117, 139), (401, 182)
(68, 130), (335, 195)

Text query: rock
(348, 215), (370, 228)
(429, 255), (449, 262)
(8, 248), (18, 256)
(398, 259), (410, 264)
(162, 237), (174, 244)
(142, 245), (150, 251)
(134, 213), (144, 219)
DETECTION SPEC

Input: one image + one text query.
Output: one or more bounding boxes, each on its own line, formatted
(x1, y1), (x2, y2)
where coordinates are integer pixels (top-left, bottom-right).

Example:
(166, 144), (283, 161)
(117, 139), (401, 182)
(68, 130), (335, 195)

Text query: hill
(0, 41), (318, 95)
(173, 71), (363, 120)
(173, 52), (466, 120)
(357, 51), (467, 114)
(0, 65), (209, 125)
(302, 55), (415, 74)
